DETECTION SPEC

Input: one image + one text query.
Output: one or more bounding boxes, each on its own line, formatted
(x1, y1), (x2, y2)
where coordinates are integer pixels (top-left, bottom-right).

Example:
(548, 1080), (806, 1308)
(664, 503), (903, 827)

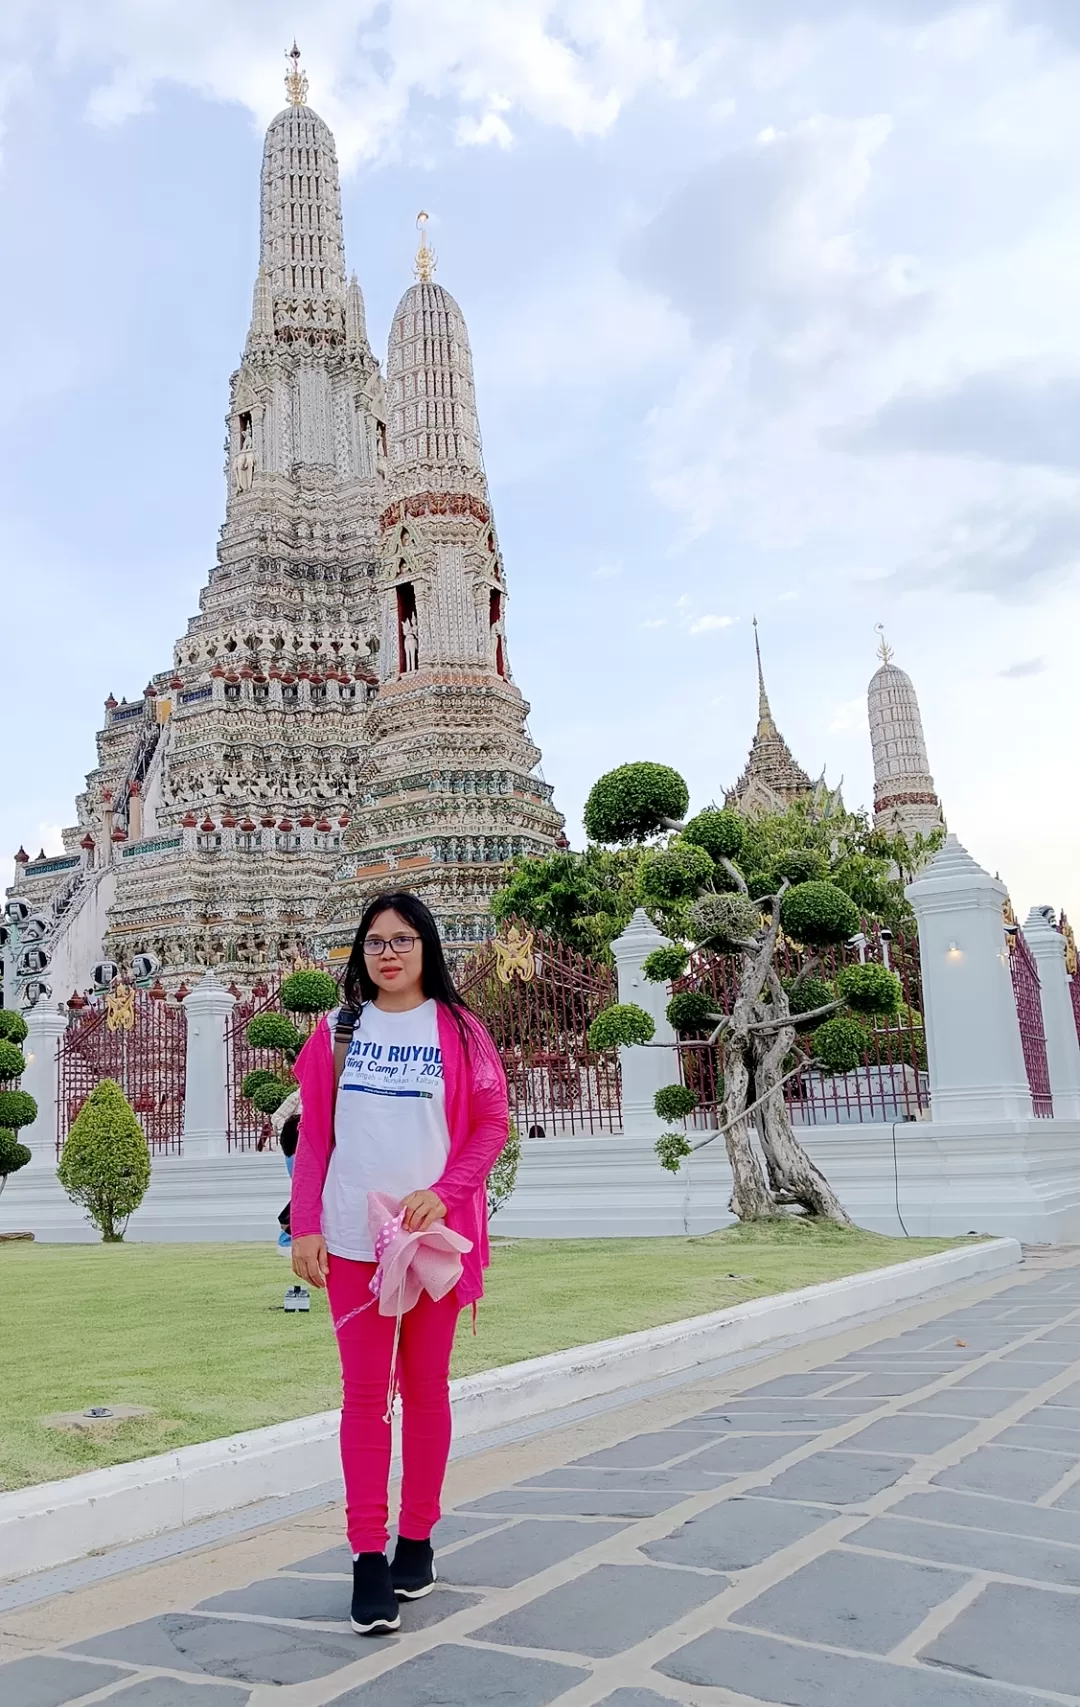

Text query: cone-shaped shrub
(57, 1078), (151, 1242)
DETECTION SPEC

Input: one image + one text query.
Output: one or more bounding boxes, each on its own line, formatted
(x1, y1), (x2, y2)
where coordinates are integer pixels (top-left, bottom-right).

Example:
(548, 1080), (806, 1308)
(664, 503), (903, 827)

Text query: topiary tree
(243, 1012), (303, 1121)
(585, 761), (903, 1223)
(57, 1079), (151, 1241)
(0, 1010), (29, 1046)
(246, 1013), (304, 1056)
(0, 1087), (38, 1136)
(280, 970), (338, 1015)
(487, 1121), (521, 1219)
(0, 1129), (32, 1197)
(0, 1039), (27, 1082)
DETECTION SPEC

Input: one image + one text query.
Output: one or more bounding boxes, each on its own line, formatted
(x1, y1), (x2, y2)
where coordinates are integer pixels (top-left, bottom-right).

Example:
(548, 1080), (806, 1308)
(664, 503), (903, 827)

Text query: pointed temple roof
(725, 622), (815, 817)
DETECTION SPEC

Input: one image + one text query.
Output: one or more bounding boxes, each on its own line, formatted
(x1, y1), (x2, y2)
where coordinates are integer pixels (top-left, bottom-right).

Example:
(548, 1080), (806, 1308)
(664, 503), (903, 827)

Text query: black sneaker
(350, 1552), (400, 1635)
(390, 1535), (438, 1600)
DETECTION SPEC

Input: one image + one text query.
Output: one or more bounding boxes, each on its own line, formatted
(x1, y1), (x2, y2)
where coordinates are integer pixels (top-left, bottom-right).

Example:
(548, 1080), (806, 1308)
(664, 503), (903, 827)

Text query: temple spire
(284, 41), (309, 107)
(414, 210), (436, 283)
(753, 617), (776, 737)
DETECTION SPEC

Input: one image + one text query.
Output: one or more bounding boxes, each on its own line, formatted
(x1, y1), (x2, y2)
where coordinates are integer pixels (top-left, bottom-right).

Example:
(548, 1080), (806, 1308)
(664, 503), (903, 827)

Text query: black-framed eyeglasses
(363, 934), (419, 957)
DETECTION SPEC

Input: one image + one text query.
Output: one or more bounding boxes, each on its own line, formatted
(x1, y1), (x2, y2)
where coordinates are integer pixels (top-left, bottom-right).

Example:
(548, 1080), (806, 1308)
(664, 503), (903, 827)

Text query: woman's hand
(292, 1234), (329, 1290)
(400, 1190), (447, 1233)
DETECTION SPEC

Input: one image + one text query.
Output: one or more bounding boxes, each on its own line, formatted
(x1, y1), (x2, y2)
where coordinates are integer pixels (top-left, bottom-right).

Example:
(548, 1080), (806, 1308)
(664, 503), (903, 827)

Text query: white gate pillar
(906, 835), (1032, 1123)
(1023, 908), (1080, 1120)
(20, 1006), (69, 1169)
(610, 909), (680, 1137)
(181, 973), (237, 1159)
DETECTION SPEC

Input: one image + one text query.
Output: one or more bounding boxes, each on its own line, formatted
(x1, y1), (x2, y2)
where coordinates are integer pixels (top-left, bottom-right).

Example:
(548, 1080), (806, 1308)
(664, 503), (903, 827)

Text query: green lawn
(0, 1222), (966, 1491)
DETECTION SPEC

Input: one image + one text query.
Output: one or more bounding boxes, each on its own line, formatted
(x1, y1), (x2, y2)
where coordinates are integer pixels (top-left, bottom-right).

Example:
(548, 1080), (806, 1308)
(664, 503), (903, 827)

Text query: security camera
(879, 928), (894, 942)
(92, 960), (121, 989)
(17, 946), (50, 974)
(130, 952), (161, 982)
(4, 899), (30, 924)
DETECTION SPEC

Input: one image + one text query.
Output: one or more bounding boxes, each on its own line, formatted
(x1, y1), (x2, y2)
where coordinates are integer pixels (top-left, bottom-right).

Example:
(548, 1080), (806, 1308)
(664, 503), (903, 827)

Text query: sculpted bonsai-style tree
(243, 970), (338, 1116)
(584, 764), (904, 1224)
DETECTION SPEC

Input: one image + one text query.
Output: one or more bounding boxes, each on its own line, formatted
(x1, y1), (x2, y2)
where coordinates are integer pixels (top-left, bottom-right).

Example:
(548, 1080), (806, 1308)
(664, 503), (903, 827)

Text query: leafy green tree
(492, 846), (644, 955)
(280, 970), (338, 1015)
(243, 1013), (303, 1118)
(0, 1129), (32, 1197)
(0, 1039), (27, 1082)
(487, 1121), (521, 1219)
(57, 1079), (152, 1241)
(0, 1010), (29, 1046)
(585, 763), (903, 1223)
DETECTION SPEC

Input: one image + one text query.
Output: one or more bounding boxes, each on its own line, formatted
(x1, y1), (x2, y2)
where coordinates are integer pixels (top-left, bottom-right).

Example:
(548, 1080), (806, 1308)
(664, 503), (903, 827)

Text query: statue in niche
(234, 450), (255, 493)
(402, 616), (419, 673)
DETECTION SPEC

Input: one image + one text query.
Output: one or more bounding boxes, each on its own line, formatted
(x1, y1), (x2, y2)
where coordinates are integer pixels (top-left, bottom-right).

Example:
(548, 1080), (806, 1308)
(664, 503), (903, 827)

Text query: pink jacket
(290, 1003), (510, 1308)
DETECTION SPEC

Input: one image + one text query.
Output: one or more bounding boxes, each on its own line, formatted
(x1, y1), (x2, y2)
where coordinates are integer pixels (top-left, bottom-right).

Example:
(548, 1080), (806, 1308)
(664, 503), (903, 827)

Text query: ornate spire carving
(414, 211), (436, 283)
(284, 41), (309, 107)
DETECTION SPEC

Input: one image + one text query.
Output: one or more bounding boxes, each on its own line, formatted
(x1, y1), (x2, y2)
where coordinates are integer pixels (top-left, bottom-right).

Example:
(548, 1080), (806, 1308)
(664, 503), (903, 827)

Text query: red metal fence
(224, 976), (284, 1151)
(671, 923), (929, 1127)
(1009, 927), (1053, 1117)
(458, 926), (622, 1136)
(57, 987), (187, 1155)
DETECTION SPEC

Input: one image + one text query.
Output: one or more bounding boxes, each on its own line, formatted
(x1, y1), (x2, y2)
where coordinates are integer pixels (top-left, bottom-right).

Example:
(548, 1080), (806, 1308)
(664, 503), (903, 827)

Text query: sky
(1, 0), (1079, 920)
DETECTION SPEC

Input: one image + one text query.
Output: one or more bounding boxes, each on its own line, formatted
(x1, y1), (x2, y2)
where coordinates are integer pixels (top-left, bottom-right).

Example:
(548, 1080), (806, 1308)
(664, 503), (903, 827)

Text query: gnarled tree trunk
(753, 973), (851, 1224)
(718, 1032), (776, 1220)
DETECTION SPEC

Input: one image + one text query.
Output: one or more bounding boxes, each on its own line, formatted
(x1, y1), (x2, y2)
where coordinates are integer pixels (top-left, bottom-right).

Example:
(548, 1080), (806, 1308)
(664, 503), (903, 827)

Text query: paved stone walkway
(5, 1256), (1080, 1706)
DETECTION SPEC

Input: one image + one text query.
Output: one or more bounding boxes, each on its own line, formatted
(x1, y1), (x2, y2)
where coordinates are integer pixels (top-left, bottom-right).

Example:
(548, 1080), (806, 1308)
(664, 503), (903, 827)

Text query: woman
(290, 893), (509, 1636)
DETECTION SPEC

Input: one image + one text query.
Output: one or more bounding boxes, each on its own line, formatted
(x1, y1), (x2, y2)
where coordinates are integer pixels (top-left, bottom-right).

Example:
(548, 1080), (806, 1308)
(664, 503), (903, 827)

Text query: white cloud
(638, 617), (668, 628)
(828, 697), (865, 734)
(35, 823), (66, 856)
(687, 613), (735, 634)
(592, 562), (623, 580)
(456, 106), (514, 148)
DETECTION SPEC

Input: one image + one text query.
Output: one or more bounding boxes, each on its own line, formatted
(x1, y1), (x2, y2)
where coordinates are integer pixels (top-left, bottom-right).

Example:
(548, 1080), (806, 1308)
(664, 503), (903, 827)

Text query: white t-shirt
(321, 1000), (451, 1262)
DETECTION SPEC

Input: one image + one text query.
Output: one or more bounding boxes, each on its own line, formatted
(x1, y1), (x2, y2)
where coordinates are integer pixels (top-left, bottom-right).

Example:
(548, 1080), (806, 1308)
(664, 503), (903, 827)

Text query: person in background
(290, 891), (509, 1637)
(272, 1088), (301, 1248)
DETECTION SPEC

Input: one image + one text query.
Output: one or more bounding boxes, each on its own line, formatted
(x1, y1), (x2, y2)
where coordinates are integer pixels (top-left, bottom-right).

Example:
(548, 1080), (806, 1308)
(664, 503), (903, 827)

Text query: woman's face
(363, 907), (425, 999)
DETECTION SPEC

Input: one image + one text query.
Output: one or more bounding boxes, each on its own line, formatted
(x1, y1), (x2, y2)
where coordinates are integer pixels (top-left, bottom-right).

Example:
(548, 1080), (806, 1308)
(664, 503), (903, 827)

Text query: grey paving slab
(471, 1561), (722, 1659)
(702, 1395), (885, 1415)
(322, 1642), (587, 1705)
(460, 1486), (695, 1518)
(98, 1685), (251, 1707)
(733, 1546), (966, 1654)
(67, 1615), (362, 1686)
(997, 1346), (1076, 1365)
(1047, 1476), (1080, 1511)
(849, 1513), (1080, 1586)
(659, 1626), (1047, 1705)
(1047, 1380), (1080, 1406)
(0, 1655), (132, 1707)
(690, 1432), (816, 1474)
(932, 1444), (1074, 1502)
(591, 1694), (679, 1707)
(993, 1421), (1080, 1456)
(902, 1387), (1038, 1419)
(284, 1514), (500, 1576)
(693, 1407), (873, 1430)
(763, 1450), (913, 1506)
(841, 1414), (976, 1455)
(922, 1579), (1080, 1694)
(439, 1518), (629, 1587)
(195, 1575), (481, 1626)
(952, 1363), (1073, 1389)
(572, 1429), (718, 1469)
(1038, 1401), (1080, 1428)
(284, 1547), (355, 1576)
(837, 1372), (947, 1398)
(518, 1465), (732, 1492)
(642, 1494), (835, 1571)
(738, 1372), (853, 1398)
(890, 1487), (1080, 1546)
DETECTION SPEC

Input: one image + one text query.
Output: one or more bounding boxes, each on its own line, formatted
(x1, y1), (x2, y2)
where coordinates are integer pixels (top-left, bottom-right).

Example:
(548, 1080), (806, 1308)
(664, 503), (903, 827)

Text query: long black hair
(341, 891), (472, 1049)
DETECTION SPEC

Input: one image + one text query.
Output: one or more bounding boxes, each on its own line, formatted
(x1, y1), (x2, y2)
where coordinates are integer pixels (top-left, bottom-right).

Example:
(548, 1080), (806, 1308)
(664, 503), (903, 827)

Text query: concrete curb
(1, 1237), (1020, 1580)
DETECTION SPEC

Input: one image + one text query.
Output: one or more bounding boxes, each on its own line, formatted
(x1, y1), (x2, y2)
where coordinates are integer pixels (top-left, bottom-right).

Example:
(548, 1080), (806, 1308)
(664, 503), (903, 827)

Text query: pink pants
(327, 1256), (461, 1554)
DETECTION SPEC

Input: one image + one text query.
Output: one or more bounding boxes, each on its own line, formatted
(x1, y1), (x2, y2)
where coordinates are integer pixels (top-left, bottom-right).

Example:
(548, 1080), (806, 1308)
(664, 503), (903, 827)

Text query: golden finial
(285, 41), (309, 107)
(414, 210), (436, 283)
(875, 622), (894, 664)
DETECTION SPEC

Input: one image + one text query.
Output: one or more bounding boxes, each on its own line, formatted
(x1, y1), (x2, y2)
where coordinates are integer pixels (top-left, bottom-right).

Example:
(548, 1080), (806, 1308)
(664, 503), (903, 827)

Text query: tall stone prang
(6, 56), (558, 994)
(868, 628), (944, 842)
(316, 216), (563, 954)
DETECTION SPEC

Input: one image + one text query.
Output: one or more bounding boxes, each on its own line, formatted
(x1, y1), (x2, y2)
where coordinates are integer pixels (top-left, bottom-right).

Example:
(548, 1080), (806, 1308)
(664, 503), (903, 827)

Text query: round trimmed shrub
(771, 848), (829, 886)
(641, 946), (690, 983)
(656, 1131), (693, 1174)
(242, 1068), (279, 1100)
(813, 1015), (871, 1075)
(0, 1088), (37, 1132)
(0, 1128), (32, 1188)
(666, 990), (717, 1033)
(0, 1040), (26, 1081)
(251, 1080), (292, 1114)
(56, 1078), (151, 1242)
(280, 969), (338, 1014)
(690, 892), (760, 949)
(836, 961), (902, 1017)
(785, 976), (836, 1018)
(588, 1003), (656, 1051)
(583, 763), (689, 844)
(654, 1083), (700, 1122)
(640, 841), (715, 903)
(0, 1010), (29, 1046)
(780, 881), (860, 948)
(683, 808), (744, 861)
(246, 1013), (303, 1054)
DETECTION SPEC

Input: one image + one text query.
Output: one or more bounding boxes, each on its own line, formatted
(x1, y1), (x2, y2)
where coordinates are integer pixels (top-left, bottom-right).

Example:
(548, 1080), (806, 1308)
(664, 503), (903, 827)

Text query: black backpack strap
(330, 1004), (362, 1140)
